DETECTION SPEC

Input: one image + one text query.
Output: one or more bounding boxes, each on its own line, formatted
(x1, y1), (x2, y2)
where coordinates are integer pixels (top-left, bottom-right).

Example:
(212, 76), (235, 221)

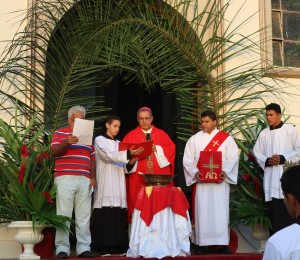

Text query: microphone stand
(146, 133), (153, 174)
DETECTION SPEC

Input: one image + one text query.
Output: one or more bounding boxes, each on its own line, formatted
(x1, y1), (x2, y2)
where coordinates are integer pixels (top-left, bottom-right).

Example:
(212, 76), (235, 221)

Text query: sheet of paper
(73, 118), (94, 145)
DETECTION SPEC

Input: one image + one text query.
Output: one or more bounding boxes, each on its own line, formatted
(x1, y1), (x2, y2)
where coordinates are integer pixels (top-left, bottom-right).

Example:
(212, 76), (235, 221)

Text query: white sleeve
(94, 137), (128, 165)
(223, 136), (239, 185)
(263, 241), (283, 260)
(283, 127), (300, 162)
(182, 136), (199, 186)
(253, 132), (267, 170)
(154, 145), (170, 168)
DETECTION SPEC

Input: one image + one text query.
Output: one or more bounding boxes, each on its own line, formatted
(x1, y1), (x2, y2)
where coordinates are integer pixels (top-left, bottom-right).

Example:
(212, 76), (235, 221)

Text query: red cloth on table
(134, 186), (190, 226)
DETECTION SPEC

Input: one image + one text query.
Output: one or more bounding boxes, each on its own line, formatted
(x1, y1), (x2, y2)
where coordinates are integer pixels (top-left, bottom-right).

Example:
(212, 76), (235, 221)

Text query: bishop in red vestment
(123, 107), (176, 221)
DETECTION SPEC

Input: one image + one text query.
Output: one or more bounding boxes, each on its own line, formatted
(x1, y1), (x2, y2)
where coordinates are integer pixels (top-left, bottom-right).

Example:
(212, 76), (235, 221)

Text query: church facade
(1, 0), (300, 257)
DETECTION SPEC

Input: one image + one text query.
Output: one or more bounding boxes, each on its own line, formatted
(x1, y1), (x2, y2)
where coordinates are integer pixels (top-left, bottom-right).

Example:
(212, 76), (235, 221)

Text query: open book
(119, 140), (153, 159)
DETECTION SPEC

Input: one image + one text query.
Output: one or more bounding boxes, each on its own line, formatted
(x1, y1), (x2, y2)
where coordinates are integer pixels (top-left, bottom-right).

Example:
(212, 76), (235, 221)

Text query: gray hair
(68, 106), (86, 118)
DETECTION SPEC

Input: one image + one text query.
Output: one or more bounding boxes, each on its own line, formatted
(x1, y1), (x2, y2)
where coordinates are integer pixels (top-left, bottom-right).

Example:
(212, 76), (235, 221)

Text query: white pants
(55, 175), (92, 255)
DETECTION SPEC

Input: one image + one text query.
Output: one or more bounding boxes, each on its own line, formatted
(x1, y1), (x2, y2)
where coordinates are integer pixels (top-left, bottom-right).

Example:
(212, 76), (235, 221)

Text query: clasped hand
(269, 154), (280, 165)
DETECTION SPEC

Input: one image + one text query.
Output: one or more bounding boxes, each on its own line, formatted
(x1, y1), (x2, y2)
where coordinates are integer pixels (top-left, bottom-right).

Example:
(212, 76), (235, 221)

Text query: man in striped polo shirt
(51, 105), (96, 259)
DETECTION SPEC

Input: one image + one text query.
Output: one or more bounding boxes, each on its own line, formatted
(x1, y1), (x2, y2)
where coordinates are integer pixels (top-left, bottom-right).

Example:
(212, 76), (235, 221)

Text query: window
(271, 0), (300, 68)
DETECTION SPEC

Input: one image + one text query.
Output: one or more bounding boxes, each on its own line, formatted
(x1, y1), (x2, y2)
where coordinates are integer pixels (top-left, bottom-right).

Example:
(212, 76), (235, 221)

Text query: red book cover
(119, 140), (153, 159)
(196, 151), (223, 183)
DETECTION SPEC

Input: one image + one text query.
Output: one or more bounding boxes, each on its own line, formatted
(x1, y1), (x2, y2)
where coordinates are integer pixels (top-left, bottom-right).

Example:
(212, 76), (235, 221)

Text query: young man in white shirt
(263, 165), (300, 260)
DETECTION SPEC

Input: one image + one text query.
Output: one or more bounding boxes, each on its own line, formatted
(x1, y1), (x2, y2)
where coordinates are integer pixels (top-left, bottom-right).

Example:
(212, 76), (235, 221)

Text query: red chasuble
(123, 126), (176, 222)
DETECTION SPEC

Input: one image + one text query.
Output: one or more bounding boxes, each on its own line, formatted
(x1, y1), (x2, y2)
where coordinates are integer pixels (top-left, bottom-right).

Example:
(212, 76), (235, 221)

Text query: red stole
(191, 130), (229, 224)
(202, 131), (230, 152)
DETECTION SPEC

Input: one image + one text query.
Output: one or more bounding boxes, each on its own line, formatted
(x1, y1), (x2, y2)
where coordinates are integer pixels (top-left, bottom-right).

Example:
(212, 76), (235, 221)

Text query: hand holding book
(130, 146), (144, 157)
(119, 140), (153, 159)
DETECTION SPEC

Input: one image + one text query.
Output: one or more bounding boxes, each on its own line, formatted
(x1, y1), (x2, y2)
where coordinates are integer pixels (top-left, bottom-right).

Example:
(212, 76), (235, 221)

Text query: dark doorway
(103, 75), (176, 141)
(101, 75), (188, 190)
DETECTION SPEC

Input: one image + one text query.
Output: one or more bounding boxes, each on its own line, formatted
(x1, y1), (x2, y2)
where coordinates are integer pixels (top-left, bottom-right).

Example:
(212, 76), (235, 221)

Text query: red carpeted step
(52, 254), (263, 260)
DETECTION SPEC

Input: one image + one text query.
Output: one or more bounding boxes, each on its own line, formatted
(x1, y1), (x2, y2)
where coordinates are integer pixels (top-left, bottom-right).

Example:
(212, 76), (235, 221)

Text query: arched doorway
(44, 0), (207, 188)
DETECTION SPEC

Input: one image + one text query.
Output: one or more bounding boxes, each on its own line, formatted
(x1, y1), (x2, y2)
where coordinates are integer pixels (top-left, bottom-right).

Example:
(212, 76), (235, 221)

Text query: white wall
(0, 2), (29, 257)
(224, 0), (300, 130)
(0, 225), (21, 258)
(0, 1), (27, 52)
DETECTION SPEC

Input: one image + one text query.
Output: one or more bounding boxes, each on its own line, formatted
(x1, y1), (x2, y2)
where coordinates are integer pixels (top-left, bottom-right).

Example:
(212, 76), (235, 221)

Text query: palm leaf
(0, 0), (289, 139)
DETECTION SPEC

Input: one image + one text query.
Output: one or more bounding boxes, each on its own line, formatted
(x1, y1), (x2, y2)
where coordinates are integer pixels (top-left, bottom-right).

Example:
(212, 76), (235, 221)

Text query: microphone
(146, 133), (151, 141)
(145, 133), (153, 173)
(146, 133), (152, 161)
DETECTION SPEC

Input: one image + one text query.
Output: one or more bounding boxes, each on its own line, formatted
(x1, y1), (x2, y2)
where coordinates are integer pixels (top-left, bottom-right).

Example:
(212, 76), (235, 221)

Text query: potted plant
(0, 111), (71, 259)
(230, 114), (271, 252)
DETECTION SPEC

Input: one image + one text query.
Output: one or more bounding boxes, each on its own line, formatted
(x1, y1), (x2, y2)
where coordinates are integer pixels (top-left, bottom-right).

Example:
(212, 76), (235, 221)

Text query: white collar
(141, 127), (153, 134)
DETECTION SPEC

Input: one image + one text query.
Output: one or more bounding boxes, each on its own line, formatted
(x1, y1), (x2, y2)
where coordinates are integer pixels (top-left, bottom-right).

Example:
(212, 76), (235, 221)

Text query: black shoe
(57, 252), (68, 259)
(111, 247), (128, 255)
(78, 251), (94, 258)
(218, 245), (232, 254)
(197, 246), (209, 255)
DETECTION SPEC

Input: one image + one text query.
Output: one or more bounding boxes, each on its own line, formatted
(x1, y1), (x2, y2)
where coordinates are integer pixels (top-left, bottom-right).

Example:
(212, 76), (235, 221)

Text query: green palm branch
(0, 0), (295, 233)
(0, 0), (288, 139)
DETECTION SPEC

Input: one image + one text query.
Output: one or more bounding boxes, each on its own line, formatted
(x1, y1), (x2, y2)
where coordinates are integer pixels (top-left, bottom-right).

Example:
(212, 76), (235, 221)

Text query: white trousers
(55, 175), (92, 255)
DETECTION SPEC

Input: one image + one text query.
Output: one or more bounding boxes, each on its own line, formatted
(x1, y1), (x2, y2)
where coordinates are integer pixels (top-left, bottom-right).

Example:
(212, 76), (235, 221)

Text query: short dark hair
(106, 115), (121, 125)
(201, 110), (217, 121)
(281, 165), (300, 203)
(265, 103), (281, 114)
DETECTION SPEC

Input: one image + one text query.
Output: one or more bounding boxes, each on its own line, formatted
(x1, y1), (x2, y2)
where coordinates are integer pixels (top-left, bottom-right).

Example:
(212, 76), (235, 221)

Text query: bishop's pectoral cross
(203, 154), (220, 180)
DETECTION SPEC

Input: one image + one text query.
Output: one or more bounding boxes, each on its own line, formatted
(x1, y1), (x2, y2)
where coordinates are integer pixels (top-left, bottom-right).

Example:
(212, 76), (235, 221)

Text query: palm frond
(0, 0), (289, 140)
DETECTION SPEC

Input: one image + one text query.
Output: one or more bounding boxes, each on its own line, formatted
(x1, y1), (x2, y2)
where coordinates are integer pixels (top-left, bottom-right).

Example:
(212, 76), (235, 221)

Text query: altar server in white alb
(253, 103), (300, 234)
(183, 110), (239, 254)
(91, 115), (143, 255)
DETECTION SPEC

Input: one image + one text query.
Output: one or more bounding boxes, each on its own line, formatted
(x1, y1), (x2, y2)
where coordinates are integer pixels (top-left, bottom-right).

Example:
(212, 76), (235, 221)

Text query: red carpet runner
(58, 254), (262, 260)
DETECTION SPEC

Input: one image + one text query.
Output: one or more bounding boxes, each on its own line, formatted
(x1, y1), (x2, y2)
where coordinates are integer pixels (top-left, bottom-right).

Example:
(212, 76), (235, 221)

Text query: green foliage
(0, 0), (287, 140)
(0, 0), (293, 231)
(230, 113), (272, 229)
(0, 110), (71, 230)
